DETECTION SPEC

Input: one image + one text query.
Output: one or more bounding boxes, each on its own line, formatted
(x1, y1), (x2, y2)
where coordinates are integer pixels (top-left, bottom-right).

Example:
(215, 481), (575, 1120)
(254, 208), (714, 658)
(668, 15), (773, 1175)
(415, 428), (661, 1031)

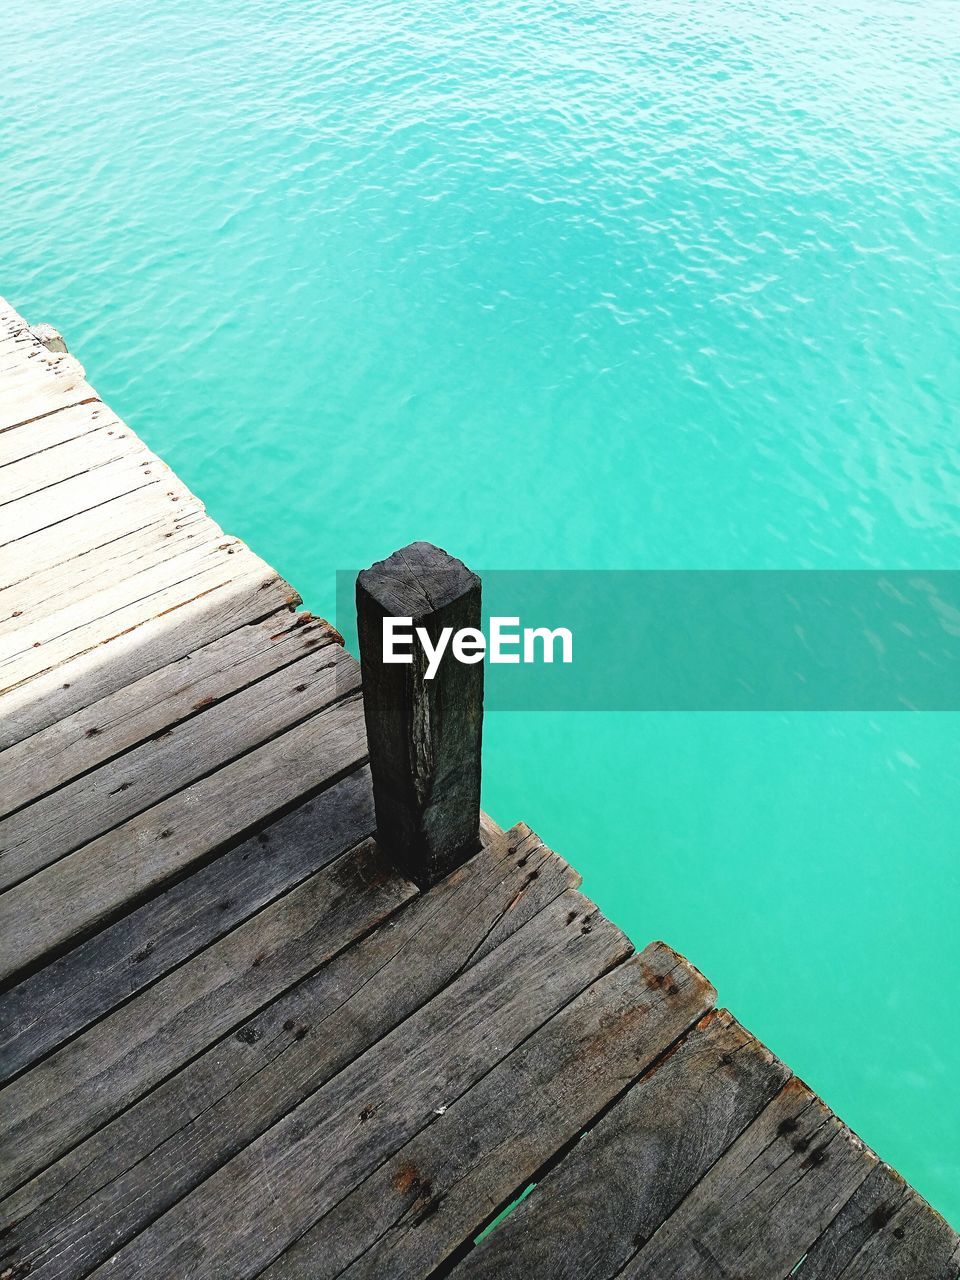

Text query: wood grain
(0, 635), (346, 888)
(269, 944), (719, 1280)
(0, 612), (334, 813)
(83, 889), (631, 1279)
(0, 419), (143, 506)
(0, 453), (158, 547)
(0, 686), (366, 980)
(0, 483), (202, 586)
(795, 1161), (960, 1280)
(0, 837), (415, 1197)
(0, 540), (278, 682)
(451, 1008), (791, 1280)
(0, 827), (575, 1279)
(0, 402), (120, 468)
(0, 568), (298, 748)
(1, 296), (954, 1280)
(0, 764), (376, 1082)
(620, 1076), (877, 1279)
(0, 507), (209, 629)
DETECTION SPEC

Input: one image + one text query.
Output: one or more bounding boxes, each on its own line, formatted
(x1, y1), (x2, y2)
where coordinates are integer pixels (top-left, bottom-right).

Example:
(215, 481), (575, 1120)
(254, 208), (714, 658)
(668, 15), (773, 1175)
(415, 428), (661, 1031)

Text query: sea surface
(3, 0), (958, 1226)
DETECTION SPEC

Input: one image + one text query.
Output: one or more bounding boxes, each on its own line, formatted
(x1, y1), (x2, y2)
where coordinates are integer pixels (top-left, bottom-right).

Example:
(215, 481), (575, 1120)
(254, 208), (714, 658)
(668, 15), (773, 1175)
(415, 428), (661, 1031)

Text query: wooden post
(357, 542), (483, 886)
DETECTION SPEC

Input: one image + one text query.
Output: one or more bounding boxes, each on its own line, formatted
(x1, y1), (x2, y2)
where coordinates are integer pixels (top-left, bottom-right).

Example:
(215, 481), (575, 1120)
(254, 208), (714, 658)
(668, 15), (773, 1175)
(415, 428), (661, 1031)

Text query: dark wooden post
(356, 542), (483, 886)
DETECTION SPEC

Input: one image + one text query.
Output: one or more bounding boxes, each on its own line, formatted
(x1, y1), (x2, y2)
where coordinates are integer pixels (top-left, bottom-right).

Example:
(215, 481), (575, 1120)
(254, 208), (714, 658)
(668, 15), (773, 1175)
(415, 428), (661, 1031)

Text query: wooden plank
(448, 1008), (790, 1280)
(0, 633), (348, 889)
(0, 343), (86, 380)
(0, 764), (376, 1082)
(0, 507), (211, 625)
(0, 452), (162, 546)
(0, 612), (332, 813)
(0, 838), (416, 1198)
(0, 567), (297, 748)
(0, 826), (576, 1277)
(267, 944), (720, 1280)
(0, 375), (97, 433)
(0, 304), (28, 330)
(0, 684), (366, 981)
(0, 483), (202, 586)
(0, 328), (33, 353)
(0, 334), (75, 374)
(0, 347), (43, 384)
(0, 401), (118, 467)
(795, 1162), (960, 1280)
(618, 1077), (877, 1279)
(0, 329), (36, 367)
(0, 546), (276, 691)
(0, 339), (71, 375)
(0, 347), (91, 403)
(0, 531), (241, 662)
(81, 888), (631, 1280)
(0, 422), (142, 507)
(0, 332), (69, 366)
(0, 343), (51, 375)
(0, 538), (271, 678)
(478, 810), (503, 843)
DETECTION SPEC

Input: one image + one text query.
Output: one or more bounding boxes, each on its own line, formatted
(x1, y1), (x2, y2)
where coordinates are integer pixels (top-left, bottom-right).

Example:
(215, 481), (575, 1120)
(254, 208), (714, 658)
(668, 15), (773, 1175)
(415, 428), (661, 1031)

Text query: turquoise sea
(3, 0), (958, 1225)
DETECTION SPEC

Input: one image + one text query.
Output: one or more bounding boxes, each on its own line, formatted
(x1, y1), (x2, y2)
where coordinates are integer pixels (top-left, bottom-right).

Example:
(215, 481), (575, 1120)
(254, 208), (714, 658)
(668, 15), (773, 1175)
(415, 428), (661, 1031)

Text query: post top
(357, 541), (480, 619)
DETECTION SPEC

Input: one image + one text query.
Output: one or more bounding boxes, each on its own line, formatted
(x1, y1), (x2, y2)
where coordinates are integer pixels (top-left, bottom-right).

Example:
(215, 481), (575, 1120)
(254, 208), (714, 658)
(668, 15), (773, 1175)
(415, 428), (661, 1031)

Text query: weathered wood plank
(0, 531), (244, 663)
(0, 452), (162, 546)
(0, 686), (366, 980)
(0, 421), (143, 507)
(795, 1161), (960, 1280)
(0, 390), (99, 437)
(0, 509), (212, 628)
(0, 566), (297, 748)
(0, 338), (70, 375)
(0, 538), (273, 679)
(479, 811), (503, 844)
(0, 837), (416, 1199)
(0, 482), (202, 586)
(0, 342), (80, 377)
(0, 311), (55, 350)
(0, 634), (347, 888)
(0, 333), (78, 371)
(0, 401), (118, 468)
(267, 944), (720, 1280)
(448, 1008), (790, 1280)
(618, 1077), (877, 1279)
(0, 325), (29, 349)
(82, 888), (630, 1280)
(0, 341), (79, 379)
(358, 541), (484, 885)
(0, 328), (36, 368)
(0, 321), (31, 350)
(0, 827), (576, 1277)
(0, 355), (96, 432)
(0, 612), (330, 813)
(0, 764), (376, 1082)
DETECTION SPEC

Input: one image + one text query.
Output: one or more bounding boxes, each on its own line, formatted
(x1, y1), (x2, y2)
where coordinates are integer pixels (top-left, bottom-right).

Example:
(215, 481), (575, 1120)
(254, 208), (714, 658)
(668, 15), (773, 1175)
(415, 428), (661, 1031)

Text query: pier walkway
(1, 297), (957, 1279)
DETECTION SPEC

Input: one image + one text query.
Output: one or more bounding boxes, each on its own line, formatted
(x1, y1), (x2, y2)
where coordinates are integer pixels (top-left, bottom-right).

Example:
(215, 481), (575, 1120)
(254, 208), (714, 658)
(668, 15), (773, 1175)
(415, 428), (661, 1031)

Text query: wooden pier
(1, 295), (957, 1279)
